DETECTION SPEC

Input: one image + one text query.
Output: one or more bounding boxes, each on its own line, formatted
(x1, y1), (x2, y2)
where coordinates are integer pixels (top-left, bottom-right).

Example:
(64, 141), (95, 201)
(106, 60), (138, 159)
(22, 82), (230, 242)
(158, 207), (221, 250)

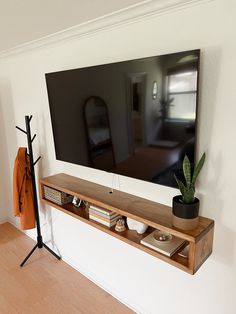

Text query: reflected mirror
(84, 96), (115, 171)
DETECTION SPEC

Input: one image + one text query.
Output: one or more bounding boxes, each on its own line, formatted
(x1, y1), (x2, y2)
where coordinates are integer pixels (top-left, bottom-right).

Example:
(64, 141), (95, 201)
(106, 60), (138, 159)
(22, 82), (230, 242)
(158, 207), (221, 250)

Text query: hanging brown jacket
(13, 147), (35, 230)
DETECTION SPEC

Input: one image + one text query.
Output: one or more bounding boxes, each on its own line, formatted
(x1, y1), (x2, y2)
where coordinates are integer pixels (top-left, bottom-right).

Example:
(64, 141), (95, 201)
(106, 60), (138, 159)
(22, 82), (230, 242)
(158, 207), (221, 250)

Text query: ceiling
(0, 0), (144, 52)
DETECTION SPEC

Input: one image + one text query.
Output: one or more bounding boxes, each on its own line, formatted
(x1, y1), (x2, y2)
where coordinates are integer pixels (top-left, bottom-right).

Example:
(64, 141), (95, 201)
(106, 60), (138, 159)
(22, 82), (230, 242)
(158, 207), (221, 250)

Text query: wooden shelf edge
(193, 251), (213, 274)
(40, 177), (213, 243)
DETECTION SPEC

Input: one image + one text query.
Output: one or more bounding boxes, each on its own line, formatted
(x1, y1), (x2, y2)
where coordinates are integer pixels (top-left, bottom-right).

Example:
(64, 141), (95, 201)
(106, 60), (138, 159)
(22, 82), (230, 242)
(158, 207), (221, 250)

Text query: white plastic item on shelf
(126, 217), (148, 234)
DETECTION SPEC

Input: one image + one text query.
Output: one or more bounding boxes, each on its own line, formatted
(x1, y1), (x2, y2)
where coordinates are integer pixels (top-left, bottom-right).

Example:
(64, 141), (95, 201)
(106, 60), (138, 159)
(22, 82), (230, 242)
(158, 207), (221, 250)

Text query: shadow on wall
(0, 79), (17, 223)
(196, 46), (222, 152)
(200, 152), (235, 267)
(197, 47), (235, 267)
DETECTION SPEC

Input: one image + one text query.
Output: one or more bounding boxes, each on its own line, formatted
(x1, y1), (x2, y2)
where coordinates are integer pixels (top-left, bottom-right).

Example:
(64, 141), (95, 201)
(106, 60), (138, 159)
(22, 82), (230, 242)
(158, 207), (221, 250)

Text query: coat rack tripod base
(20, 239), (61, 267)
(16, 115), (61, 267)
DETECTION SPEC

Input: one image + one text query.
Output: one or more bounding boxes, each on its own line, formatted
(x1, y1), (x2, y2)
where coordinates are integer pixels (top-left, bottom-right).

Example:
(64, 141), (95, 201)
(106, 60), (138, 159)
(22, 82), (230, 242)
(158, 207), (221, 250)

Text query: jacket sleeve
(13, 159), (21, 217)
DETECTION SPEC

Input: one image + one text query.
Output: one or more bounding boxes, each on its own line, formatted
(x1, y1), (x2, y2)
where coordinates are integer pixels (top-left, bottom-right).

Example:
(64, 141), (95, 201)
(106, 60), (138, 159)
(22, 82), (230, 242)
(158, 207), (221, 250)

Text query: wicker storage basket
(44, 186), (73, 205)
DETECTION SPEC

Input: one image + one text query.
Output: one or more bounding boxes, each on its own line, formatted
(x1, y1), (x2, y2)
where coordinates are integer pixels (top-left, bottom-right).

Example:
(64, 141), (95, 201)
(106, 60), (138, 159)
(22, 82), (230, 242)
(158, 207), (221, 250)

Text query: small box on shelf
(43, 185), (73, 205)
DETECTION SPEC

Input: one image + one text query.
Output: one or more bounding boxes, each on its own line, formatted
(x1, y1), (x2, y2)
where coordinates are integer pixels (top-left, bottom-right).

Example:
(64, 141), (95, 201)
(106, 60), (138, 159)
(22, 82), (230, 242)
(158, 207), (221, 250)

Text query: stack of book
(89, 205), (121, 227)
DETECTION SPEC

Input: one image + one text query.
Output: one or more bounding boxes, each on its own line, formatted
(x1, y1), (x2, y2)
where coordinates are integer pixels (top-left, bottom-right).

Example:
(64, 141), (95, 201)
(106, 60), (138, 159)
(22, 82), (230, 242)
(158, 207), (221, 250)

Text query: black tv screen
(46, 49), (200, 188)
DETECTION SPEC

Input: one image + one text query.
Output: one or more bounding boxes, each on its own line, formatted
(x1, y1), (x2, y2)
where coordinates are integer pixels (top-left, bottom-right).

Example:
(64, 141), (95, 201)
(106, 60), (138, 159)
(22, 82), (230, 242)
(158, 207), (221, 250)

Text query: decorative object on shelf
(83, 200), (90, 210)
(178, 245), (189, 258)
(44, 185), (73, 205)
(115, 218), (126, 232)
(173, 153), (206, 230)
(72, 196), (82, 207)
(126, 217), (148, 234)
(141, 230), (186, 257)
(153, 230), (172, 243)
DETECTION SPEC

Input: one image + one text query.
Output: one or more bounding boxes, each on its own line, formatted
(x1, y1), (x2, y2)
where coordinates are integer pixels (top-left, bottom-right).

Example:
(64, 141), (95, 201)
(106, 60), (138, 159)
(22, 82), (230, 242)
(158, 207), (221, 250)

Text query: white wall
(0, 0), (143, 51)
(0, 0), (236, 313)
(0, 107), (8, 223)
(0, 63), (15, 223)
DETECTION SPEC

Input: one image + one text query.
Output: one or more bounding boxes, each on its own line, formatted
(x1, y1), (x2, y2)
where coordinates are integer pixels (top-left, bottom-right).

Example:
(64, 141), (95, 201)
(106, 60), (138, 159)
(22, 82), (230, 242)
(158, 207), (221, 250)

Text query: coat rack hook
(33, 156), (41, 166)
(16, 126), (27, 135)
(31, 134), (36, 143)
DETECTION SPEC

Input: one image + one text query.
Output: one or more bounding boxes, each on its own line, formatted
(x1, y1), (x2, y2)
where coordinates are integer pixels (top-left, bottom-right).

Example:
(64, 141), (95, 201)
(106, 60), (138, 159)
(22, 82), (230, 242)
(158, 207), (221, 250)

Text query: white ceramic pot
(126, 217), (148, 234)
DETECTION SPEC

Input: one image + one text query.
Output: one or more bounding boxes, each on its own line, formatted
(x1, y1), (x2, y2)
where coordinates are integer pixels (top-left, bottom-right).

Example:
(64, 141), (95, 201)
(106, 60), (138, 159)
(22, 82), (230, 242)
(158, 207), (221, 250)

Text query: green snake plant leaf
(192, 153), (206, 186)
(183, 155), (191, 188)
(174, 174), (186, 196)
(183, 187), (195, 203)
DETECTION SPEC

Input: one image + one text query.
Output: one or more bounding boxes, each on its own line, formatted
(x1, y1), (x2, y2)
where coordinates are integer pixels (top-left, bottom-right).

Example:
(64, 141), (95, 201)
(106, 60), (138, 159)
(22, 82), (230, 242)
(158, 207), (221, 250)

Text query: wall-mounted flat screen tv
(46, 49), (200, 188)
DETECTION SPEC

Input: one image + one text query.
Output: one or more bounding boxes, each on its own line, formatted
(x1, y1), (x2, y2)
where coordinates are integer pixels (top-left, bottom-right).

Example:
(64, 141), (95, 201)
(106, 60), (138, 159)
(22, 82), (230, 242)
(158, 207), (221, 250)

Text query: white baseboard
(0, 218), (8, 224)
(61, 254), (140, 314)
(7, 218), (37, 242)
(6, 219), (141, 313)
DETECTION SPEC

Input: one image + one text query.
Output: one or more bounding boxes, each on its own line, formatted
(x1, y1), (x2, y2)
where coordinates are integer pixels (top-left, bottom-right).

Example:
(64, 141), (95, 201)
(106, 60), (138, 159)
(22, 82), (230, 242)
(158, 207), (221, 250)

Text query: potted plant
(172, 153), (206, 230)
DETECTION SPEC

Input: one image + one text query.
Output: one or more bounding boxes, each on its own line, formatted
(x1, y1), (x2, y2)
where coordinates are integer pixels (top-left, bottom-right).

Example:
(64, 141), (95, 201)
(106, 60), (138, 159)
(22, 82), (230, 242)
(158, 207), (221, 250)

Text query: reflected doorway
(126, 73), (146, 155)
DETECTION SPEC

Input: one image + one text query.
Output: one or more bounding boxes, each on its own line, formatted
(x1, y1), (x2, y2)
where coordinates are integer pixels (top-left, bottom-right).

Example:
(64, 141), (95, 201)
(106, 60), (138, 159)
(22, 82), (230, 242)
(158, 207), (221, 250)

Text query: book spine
(89, 214), (117, 227)
(89, 208), (120, 219)
(89, 205), (114, 216)
(89, 212), (121, 223)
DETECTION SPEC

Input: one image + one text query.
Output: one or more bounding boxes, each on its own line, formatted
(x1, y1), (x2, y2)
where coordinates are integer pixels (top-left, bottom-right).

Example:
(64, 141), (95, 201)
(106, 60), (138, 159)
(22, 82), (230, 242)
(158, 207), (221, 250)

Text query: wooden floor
(0, 223), (134, 314)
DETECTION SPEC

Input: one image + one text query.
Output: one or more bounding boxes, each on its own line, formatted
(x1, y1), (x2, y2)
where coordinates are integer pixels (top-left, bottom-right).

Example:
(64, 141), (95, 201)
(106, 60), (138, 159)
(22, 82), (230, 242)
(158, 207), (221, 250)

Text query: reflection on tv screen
(46, 49), (200, 188)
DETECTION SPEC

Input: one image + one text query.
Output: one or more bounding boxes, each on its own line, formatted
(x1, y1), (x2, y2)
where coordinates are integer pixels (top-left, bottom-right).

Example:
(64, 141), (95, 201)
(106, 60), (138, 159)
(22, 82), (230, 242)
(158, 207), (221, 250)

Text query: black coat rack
(16, 115), (61, 267)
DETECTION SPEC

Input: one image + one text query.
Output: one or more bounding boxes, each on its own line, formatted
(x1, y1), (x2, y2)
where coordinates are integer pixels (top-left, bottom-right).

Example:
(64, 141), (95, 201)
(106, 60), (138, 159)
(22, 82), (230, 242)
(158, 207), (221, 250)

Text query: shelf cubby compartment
(39, 173), (214, 274)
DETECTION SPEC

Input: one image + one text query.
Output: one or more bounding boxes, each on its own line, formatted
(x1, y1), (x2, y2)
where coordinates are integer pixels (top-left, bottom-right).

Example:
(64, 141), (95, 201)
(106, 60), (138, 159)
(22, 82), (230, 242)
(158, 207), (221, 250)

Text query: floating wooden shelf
(39, 173), (214, 274)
